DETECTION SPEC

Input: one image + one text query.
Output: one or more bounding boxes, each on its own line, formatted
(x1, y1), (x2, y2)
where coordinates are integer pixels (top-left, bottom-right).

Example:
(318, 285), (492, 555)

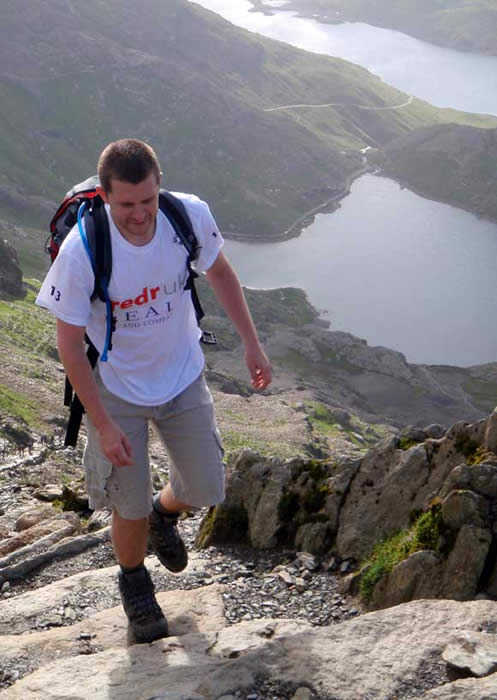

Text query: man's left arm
(205, 251), (272, 390)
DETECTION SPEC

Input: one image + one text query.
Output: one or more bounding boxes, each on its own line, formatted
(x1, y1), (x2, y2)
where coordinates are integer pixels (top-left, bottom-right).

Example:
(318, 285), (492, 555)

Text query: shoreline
(373, 169), (497, 228)
(249, 1), (497, 57)
(223, 160), (497, 246)
(223, 165), (370, 244)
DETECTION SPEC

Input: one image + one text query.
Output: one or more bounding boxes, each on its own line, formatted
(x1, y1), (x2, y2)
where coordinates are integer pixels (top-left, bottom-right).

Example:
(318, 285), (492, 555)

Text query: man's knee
(112, 508), (148, 529)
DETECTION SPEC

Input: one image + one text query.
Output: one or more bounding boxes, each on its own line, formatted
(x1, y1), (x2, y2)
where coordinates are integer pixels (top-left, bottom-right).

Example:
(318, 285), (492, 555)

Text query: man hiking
(36, 138), (272, 643)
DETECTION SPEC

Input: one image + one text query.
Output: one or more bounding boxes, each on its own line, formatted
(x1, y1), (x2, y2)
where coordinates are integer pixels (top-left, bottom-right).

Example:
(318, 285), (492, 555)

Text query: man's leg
(111, 509), (148, 568)
(149, 374), (225, 572)
(83, 373), (168, 643)
(157, 483), (191, 513)
(111, 508), (168, 644)
(148, 484), (190, 573)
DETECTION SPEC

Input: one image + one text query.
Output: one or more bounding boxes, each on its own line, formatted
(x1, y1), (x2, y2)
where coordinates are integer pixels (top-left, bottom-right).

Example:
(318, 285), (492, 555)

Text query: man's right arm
(56, 319), (133, 466)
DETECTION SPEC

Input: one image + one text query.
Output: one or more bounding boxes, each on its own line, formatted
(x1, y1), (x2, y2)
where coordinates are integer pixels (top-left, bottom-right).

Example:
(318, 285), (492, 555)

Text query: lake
(224, 175), (497, 366)
(192, 0), (497, 115)
(191, 0), (497, 366)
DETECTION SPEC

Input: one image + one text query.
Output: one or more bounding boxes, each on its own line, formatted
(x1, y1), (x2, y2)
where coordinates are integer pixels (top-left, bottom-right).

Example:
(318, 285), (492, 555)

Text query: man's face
(99, 173), (160, 245)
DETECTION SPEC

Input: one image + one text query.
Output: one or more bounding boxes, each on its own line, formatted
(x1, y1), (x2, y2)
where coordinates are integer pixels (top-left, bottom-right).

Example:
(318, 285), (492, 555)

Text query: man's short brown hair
(97, 138), (161, 193)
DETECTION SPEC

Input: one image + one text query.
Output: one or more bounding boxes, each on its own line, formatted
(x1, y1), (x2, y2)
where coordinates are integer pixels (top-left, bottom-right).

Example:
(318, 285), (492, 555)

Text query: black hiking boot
(118, 567), (169, 644)
(148, 509), (188, 573)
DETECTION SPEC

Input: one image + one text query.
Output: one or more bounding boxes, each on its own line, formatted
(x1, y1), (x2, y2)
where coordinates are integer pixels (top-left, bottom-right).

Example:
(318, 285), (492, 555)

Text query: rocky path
(2, 502), (497, 698)
(2, 543), (497, 699)
(2, 395), (497, 697)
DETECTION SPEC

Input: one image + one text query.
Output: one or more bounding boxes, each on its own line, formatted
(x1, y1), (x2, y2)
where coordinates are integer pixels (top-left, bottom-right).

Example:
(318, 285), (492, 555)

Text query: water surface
(192, 0), (497, 115)
(225, 176), (497, 366)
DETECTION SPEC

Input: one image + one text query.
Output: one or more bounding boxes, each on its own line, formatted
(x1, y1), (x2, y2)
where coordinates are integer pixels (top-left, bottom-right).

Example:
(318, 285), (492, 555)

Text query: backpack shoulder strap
(158, 191), (199, 260)
(158, 191), (205, 324)
(83, 196), (112, 302)
(60, 187), (115, 447)
(63, 339), (99, 447)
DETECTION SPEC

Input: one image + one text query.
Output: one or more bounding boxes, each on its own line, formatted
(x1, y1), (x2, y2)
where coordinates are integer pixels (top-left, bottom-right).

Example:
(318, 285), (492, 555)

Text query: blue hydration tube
(77, 201), (112, 362)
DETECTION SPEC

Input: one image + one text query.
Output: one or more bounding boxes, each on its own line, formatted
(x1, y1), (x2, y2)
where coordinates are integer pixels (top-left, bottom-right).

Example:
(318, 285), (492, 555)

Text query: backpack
(47, 175), (216, 446)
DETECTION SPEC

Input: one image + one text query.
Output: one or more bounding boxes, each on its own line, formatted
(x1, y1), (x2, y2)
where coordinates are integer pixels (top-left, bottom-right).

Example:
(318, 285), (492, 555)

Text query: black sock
(152, 492), (180, 519)
(120, 562), (145, 576)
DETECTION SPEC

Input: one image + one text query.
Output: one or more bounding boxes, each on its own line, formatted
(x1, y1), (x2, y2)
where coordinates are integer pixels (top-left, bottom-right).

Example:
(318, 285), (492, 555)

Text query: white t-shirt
(36, 193), (223, 405)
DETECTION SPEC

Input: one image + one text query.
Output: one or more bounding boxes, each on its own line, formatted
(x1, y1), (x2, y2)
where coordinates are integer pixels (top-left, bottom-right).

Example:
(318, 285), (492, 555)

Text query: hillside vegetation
(268, 0), (497, 55)
(369, 125), (497, 222)
(2, 0), (497, 276)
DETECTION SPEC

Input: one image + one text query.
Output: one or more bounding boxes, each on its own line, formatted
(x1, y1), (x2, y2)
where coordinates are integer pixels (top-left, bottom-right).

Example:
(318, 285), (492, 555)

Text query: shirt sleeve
(35, 228), (95, 327)
(178, 194), (224, 273)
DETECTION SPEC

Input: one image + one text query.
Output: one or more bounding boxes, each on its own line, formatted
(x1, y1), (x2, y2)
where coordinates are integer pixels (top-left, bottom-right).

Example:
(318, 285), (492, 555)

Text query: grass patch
(398, 436), (421, 451)
(467, 445), (489, 466)
(454, 434), (480, 462)
(196, 504), (249, 548)
(359, 504), (442, 603)
(221, 430), (268, 456)
(221, 429), (297, 460)
(0, 384), (40, 427)
(0, 282), (56, 359)
(304, 400), (392, 450)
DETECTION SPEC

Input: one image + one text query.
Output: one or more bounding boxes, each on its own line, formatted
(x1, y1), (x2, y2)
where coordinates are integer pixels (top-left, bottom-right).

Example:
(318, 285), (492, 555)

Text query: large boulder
(199, 413), (497, 609)
(196, 448), (360, 555)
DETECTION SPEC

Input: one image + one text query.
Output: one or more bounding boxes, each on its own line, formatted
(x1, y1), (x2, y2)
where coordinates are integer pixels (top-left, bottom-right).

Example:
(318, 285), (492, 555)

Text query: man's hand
(57, 319), (134, 465)
(98, 420), (134, 467)
(205, 252), (272, 391)
(245, 342), (272, 391)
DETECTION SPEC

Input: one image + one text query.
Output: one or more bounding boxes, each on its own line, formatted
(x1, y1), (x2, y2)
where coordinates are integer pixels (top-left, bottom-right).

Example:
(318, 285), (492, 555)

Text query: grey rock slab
(441, 489), (487, 530)
(335, 440), (438, 560)
(0, 554), (209, 635)
(211, 619), (309, 659)
(0, 634), (259, 700)
(295, 522), (329, 555)
(14, 505), (56, 532)
(442, 525), (492, 600)
(6, 598), (496, 700)
(441, 463), (497, 501)
(258, 599), (497, 698)
(442, 631), (497, 677)
(0, 584), (226, 676)
(291, 689), (314, 700)
(421, 672), (497, 698)
(0, 511), (80, 558)
(86, 508), (112, 532)
(34, 484), (64, 501)
(0, 526), (110, 583)
(370, 550), (442, 610)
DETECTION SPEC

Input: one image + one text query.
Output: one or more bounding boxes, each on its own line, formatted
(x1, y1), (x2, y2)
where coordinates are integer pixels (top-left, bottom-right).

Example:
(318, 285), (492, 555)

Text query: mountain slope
(369, 125), (497, 222)
(2, 0), (496, 276)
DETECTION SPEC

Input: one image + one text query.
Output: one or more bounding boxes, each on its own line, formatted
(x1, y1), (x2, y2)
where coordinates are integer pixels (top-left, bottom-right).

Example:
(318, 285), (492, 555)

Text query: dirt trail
(264, 95), (414, 112)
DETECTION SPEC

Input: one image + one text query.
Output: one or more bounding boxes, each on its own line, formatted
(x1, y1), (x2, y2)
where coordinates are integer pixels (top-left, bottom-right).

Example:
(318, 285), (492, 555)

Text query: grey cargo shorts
(83, 371), (225, 519)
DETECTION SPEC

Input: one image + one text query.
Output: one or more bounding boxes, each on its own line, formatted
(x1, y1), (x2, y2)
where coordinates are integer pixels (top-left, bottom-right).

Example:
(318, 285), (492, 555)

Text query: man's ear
(96, 185), (108, 203)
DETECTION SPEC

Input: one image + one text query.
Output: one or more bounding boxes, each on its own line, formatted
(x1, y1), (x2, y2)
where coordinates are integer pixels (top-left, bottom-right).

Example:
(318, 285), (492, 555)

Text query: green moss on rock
(455, 434), (481, 462)
(398, 436), (421, 451)
(302, 484), (329, 513)
(359, 504), (443, 603)
(195, 504), (249, 548)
